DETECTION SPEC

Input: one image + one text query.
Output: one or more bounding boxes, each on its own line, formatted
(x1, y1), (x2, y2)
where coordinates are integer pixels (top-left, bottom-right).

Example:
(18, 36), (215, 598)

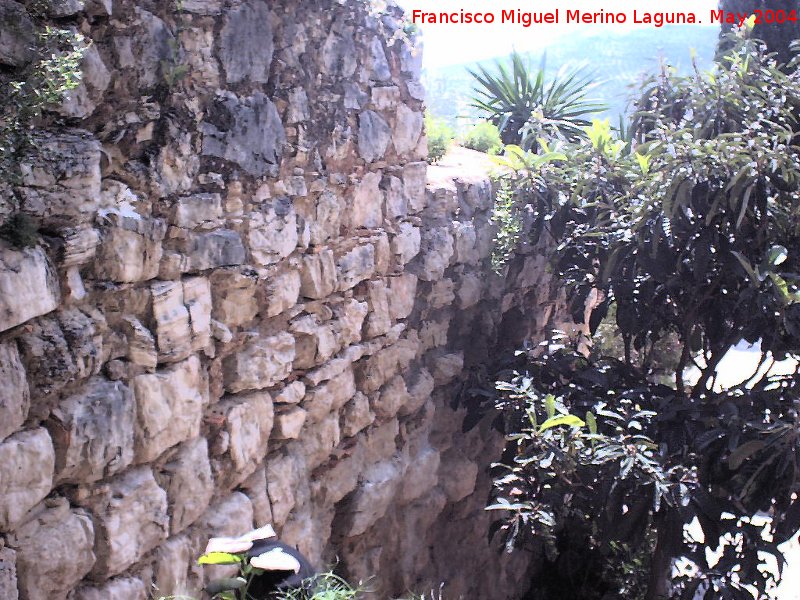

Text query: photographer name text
(410, 8), (799, 28)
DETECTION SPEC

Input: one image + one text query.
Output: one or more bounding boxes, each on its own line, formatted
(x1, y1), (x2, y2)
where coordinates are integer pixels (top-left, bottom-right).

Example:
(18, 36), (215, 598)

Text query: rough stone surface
(158, 437), (214, 535)
(0, 547), (18, 600)
(223, 332), (295, 393)
(0, 428), (55, 531)
(0, 245), (60, 333)
(0, 341), (29, 442)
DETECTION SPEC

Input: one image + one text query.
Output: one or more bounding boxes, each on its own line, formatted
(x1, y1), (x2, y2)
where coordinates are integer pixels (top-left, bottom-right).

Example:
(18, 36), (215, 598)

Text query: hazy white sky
(395, 0), (720, 66)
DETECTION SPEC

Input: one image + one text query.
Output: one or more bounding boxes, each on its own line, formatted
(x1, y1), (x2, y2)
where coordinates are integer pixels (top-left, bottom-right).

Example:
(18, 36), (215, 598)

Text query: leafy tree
(489, 30), (800, 600)
(717, 0), (800, 66)
(468, 51), (604, 150)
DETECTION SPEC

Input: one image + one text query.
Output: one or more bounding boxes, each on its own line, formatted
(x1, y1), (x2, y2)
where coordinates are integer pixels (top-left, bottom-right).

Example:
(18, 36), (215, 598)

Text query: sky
(394, 0), (720, 67)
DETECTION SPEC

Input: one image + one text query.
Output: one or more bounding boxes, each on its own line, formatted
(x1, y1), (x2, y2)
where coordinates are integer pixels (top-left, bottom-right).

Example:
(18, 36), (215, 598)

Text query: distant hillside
(422, 25), (719, 132)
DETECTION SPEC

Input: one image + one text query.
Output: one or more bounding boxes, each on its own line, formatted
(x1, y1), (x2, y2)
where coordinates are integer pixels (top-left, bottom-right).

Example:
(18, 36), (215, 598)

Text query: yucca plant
(468, 51), (605, 150)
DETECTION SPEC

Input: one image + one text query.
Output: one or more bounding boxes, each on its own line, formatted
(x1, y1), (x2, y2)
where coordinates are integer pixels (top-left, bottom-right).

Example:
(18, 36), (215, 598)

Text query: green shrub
(461, 121), (502, 154)
(424, 113), (453, 164)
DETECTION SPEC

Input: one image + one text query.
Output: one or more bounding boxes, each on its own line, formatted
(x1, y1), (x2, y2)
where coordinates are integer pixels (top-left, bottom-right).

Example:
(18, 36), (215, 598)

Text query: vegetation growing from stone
(469, 51), (605, 150)
(488, 29), (800, 600)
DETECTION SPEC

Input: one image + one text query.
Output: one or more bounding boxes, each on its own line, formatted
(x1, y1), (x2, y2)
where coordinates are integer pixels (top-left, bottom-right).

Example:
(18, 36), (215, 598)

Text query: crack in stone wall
(0, 2), (568, 598)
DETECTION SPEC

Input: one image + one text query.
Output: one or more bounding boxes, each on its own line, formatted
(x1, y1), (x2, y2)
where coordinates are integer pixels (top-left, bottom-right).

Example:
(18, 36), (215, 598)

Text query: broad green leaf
(539, 414), (585, 432)
(198, 552), (242, 566)
(728, 440), (765, 470)
(544, 394), (556, 419)
(586, 411), (597, 435)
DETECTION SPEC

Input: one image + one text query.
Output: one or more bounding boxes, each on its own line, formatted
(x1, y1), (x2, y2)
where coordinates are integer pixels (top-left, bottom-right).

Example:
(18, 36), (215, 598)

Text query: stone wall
(0, 2), (564, 599)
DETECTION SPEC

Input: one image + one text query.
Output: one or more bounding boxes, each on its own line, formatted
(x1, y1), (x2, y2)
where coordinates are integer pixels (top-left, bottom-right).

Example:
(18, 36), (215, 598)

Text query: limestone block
(17, 131), (102, 225)
(402, 162), (427, 213)
(0, 245), (60, 333)
(297, 411), (340, 470)
(266, 451), (307, 526)
(264, 268), (301, 317)
(220, 391), (273, 474)
(430, 352), (464, 386)
(181, 0), (220, 14)
(373, 232), (391, 274)
(180, 229), (247, 272)
(358, 111), (391, 164)
(198, 492), (254, 539)
(151, 278), (211, 363)
(362, 418), (400, 464)
(372, 375), (410, 420)
(306, 190), (341, 245)
(220, 0), (273, 85)
(48, 378), (134, 484)
(336, 243), (375, 292)
(344, 81), (367, 109)
(401, 368), (434, 417)
(365, 280), (392, 339)
(350, 171), (383, 229)
(153, 535), (193, 598)
(419, 316), (450, 353)
(391, 222), (421, 265)
(341, 391), (374, 438)
(155, 439), (212, 535)
(458, 272), (483, 309)
(57, 225), (100, 268)
(115, 8), (171, 89)
(355, 335), (419, 394)
(344, 459), (402, 536)
(400, 39), (423, 78)
(438, 451), (479, 502)
(388, 274), (417, 321)
(409, 226), (454, 281)
(300, 249), (336, 299)
(368, 37), (391, 81)
(210, 270), (258, 328)
(121, 316), (157, 368)
(60, 44), (111, 119)
(303, 368), (356, 423)
(290, 314), (335, 370)
(399, 444), (440, 504)
(0, 547), (17, 600)
(371, 86), (400, 110)
(239, 467), (273, 534)
(172, 193), (223, 229)
(393, 104), (424, 156)
(273, 406), (307, 440)
(10, 501), (94, 600)
(453, 221), (479, 264)
(332, 299), (368, 348)
(274, 380), (305, 404)
(0, 1), (34, 66)
(79, 467), (169, 579)
(0, 428), (54, 531)
(427, 278), (455, 309)
(201, 91), (285, 177)
(223, 332), (294, 393)
(248, 201), (298, 266)
(71, 578), (148, 600)
(133, 356), (207, 463)
(95, 213), (166, 283)
(0, 341), (29, 442)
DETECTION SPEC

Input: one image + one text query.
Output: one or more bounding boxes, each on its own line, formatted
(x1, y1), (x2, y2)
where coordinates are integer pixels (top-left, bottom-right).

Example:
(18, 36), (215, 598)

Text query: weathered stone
(439, 450), (479, 502)
(382, 175), (407, 219)
(0, 547), (17, 600)
(388, 274), (417, 321)
(320, 24), (356, 78)
(332, 300), (368, 349)
(248, 203), (298, 265)
(266, 450), (307, 526)
(336, 243), (375, 291)
(159, 437), (214, 534)
(172, 193), (223, 229)
(358, 111), (391, 163)
(453, 221), (479, 264)
(133, 356), (207, 463)
(0, 428), (54, 531)
(401, 368), (434, 417)
(210, 270), (258, 328)
(223, 332), (295, 393)
(151, 278), (211, 362)
(355, 334), (419, 394)
(220, 0), (273, 84)
(368, 37), (391, 81)
(57, 225), (100, 268)
(372, 375), (410, 420)
(306, 190), (341, 245)
(265, 268), (301, 317)
(18, 131), (102, 225)
(180, 229), (247, 272)
(95, 212), (166, 283)
(290, 314), (336, 369)
(399, 444), (440, 504)
(409, 226), (454, 281)
(121, 316), (157, 369)
(273, 406), (307, 440)
(303, 368), (356, 423)
(48, 378), (134, 484)
(10, 501), (94, 600)
(0, 0), (34, 66)
(344, 81), (367, 109)
(341, 391), (374, 438)
(201, 91), (285, 177)
(219, 391), (273, 475)
(153, 535), (193, 598)
(287, 87), (310, 123)
(371, 86), (401, 110)
(393, 104), (424, 156)
(458, 272), (483, 309)
(239, 466), (273, 529)
(402, 162), (428, 213)
(116, 8), (171, 89)
(72, 577), (148, 600)
(298, 411), (340, 470)
(427, 278), (455, 309)
(180, 0), (220, 14)
(343, 459), (402, 536)
(274, 380), (305, 405)
(350, 171), (383, 229)
(430, 352), (464, 385)
(300, 249), (337, 299)
(0, 245), (60, 333)
(0, 341), (29, 442)
(198, 492), (254, 539)
(419, 316), (450, 353)
(365, 279), (392, 338)
(60, 44), (111, 119)
(79, 467), (169, 579)
(391, 222), (421, 265)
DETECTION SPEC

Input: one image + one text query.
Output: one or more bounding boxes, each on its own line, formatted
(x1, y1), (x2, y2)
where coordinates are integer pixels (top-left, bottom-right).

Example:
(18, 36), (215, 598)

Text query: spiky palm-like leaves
(468, 51), (604, 149)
